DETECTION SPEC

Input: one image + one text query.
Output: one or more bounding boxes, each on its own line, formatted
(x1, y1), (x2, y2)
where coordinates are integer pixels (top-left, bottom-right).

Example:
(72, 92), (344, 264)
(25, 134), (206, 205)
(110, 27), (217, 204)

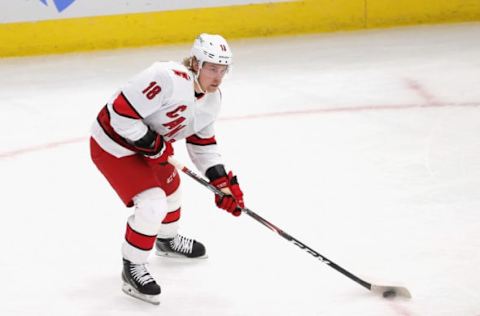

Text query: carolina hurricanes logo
(39, 0), (77, 13)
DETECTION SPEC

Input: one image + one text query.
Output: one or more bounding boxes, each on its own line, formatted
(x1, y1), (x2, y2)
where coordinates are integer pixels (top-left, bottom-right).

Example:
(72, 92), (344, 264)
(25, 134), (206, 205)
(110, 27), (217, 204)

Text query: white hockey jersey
(91, 61), (223, 175)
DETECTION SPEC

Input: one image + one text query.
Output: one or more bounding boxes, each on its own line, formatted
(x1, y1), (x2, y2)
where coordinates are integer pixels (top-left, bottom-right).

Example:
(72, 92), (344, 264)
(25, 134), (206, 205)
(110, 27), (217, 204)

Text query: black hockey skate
(122, 259), (161, 305)
(155, 234), (207, 259)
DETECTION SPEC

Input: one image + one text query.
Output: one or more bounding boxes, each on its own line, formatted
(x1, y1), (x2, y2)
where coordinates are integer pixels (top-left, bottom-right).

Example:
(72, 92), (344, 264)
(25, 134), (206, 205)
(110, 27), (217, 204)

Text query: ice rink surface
(1, 23), (480, 315)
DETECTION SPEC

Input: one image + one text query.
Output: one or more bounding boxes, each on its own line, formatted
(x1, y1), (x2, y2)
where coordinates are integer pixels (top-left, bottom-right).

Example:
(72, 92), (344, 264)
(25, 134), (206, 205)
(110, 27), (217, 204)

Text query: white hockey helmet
(191, 33), (232, 68)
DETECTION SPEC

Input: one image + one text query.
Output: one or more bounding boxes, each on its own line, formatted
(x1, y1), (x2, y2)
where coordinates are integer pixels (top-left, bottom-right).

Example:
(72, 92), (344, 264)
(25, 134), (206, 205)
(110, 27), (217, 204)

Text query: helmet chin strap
(194, 76), (206, 94)
(193, 61), (206, 94)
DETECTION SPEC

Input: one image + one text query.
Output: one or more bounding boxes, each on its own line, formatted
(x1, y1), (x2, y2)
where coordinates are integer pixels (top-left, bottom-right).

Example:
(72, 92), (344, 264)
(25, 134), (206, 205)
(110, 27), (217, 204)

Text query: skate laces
(130, 264), (155, 286)
(170, 234), (194, 254)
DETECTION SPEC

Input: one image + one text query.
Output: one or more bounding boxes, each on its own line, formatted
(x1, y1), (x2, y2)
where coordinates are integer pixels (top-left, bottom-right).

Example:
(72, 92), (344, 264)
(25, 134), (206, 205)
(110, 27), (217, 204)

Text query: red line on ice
(0, 101), (478, 159)
(388, 301), (415, 316)
(404, 78), (439, 105)
(0, 136), (88, 159)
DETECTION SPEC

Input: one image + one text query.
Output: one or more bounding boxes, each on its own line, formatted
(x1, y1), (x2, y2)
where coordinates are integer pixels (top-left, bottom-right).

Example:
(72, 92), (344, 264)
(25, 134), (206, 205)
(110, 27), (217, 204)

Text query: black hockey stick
(168, 157), (411, 299)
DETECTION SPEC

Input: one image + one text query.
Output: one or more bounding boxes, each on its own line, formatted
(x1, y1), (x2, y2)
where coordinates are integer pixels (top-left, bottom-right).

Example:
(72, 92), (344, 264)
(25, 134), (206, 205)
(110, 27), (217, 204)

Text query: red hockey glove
(210, 171), (244, 217)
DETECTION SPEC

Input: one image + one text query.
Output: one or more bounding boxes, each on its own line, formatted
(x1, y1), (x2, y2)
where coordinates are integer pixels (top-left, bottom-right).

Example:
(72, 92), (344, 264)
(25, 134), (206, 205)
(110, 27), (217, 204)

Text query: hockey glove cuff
(129, 129), (173, 164)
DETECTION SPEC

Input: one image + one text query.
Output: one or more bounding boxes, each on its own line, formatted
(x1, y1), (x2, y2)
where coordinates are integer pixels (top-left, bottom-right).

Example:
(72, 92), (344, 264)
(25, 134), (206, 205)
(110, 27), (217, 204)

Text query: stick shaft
(168, 158), (372, 291)
(241, 207), (372, 290)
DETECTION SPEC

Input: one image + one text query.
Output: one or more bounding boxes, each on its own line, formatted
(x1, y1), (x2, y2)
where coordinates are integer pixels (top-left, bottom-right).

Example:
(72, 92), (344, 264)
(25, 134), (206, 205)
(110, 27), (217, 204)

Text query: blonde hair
(182, 56), (198, 74)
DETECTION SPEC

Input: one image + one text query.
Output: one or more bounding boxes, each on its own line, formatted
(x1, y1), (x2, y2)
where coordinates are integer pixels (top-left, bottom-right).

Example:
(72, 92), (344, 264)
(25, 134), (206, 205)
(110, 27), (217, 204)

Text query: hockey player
(89, 33), (245, 305)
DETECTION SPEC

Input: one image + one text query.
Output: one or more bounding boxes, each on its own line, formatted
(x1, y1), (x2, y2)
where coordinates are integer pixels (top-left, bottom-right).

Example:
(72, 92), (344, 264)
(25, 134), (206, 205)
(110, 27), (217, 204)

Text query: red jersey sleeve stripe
(186, 134), (217, 146)
(112, 93), (142, 119)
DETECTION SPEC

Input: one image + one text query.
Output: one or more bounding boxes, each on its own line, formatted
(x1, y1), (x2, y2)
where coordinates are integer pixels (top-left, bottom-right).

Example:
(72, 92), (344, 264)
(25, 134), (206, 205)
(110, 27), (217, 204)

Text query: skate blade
(155, 250), (208, 259)
(122, 282), (160, 305)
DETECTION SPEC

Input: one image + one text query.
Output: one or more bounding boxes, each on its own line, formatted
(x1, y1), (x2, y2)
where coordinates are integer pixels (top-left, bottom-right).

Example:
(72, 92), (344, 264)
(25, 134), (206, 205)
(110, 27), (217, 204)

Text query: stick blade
(371, 284), (412, 299)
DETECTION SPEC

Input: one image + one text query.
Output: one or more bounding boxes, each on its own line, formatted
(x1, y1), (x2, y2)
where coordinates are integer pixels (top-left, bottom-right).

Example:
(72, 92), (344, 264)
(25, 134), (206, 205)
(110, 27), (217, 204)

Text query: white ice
(1, 23), (480, 316)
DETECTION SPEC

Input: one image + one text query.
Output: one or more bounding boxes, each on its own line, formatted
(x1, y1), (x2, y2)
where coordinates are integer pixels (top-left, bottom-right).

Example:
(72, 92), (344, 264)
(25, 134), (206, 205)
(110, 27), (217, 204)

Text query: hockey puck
(383, 290), (396, 298)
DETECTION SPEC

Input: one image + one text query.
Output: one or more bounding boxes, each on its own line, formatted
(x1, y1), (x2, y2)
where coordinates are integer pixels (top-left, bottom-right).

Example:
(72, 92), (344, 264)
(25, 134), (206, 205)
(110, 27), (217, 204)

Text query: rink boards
(0, 0), (479, 57)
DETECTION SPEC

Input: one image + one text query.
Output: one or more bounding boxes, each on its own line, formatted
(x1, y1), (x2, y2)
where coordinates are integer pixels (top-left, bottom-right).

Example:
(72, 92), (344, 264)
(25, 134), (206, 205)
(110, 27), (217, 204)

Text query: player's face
(198, 62), (228, 93)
